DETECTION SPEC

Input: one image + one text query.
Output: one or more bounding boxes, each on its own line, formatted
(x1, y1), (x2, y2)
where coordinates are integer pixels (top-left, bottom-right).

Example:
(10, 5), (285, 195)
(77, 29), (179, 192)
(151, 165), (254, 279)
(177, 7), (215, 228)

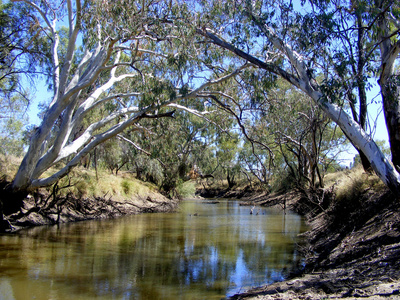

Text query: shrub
(270, 170), (297, 193)
(121, 179), (131, 195)
(176, 180), (196, 198)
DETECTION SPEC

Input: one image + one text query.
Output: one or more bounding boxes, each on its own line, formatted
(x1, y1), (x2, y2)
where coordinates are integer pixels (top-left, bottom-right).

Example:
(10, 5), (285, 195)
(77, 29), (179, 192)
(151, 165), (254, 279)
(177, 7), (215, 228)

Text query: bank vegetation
(0, 155), (179, 230)
(1, 0), (400, 297)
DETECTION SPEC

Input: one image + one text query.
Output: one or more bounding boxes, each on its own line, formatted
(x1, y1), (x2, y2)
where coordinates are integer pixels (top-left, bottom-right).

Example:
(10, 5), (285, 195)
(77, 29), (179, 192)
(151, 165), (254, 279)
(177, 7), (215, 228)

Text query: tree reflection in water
(0, 199), (308, 300)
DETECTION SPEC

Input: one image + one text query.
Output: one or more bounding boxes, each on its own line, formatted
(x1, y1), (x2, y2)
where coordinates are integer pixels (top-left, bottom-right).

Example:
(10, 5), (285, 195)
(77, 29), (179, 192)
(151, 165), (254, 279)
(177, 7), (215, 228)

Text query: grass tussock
(324, 165), (385, 203)
(176, 180), (196, 198)
(0, 155), (23, 181)
(321, 165), (388, 224)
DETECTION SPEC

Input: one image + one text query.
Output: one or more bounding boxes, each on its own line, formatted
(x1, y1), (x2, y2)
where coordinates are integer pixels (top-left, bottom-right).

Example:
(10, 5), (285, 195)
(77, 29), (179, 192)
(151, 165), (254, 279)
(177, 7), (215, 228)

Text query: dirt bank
(230, 188), (400, 299)
(2, 187), (179, 232)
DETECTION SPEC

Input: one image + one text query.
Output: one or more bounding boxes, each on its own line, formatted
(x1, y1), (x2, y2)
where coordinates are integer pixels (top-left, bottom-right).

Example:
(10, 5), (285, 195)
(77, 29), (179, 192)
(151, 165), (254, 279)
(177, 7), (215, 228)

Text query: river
(0, 199), (308, 299)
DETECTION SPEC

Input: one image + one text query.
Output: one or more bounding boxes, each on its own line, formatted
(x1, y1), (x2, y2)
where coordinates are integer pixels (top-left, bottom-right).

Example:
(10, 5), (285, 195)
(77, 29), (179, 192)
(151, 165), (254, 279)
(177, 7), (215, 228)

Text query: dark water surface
(0, 199), (308, 299)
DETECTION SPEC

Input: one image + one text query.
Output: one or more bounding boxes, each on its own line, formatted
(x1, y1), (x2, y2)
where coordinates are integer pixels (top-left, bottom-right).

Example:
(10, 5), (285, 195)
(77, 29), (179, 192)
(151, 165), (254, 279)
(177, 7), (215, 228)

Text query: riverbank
(1, 167), (179, 232)
(227, 182), (400, 298)
(4, 188), (179, 232)
(3, 164), (400, 298)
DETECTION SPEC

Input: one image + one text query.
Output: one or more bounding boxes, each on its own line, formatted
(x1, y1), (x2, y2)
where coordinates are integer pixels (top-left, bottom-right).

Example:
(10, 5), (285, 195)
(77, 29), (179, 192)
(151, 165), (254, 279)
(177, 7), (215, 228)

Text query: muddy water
(0, 199), (308, 299)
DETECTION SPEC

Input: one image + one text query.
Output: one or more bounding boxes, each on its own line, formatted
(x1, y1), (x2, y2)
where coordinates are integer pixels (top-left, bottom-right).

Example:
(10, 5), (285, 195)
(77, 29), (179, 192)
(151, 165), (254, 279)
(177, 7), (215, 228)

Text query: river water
(0, 199), (308, 300)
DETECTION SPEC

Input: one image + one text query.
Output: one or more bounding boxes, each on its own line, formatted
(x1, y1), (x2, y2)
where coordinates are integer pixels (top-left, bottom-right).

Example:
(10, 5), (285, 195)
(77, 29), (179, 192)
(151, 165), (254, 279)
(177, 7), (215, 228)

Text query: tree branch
(196, 27), (301, 87)
(117, 134), (151, 156)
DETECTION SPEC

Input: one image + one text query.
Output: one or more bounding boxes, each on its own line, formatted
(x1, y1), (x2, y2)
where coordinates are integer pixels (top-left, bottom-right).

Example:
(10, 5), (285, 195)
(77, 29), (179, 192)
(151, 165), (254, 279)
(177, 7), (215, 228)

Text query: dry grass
(0, 154), (157, 201)
(324, 165), (386, 202)
(0, 155), (23, 181)
(55, 168), (157, 201)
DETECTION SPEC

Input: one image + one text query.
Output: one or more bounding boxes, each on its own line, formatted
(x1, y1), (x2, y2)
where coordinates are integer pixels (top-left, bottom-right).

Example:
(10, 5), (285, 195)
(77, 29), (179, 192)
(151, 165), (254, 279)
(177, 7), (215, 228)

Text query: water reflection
(0, 199), (307, 299)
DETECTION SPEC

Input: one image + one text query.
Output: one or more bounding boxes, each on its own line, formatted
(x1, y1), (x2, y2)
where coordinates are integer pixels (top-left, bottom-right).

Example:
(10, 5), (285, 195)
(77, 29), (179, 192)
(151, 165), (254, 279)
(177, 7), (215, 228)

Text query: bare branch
(117, 134), (151, 156)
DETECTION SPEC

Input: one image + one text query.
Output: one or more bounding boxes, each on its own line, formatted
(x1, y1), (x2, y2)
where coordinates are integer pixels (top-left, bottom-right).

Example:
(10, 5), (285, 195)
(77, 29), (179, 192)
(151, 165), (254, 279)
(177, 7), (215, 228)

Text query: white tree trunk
(198, 23), (400, 195)
(11, 1), (248, 193)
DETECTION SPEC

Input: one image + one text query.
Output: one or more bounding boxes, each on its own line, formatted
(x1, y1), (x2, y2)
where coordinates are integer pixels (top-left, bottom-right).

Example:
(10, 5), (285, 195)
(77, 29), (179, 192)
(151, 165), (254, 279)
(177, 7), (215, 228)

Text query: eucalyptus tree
(8, 0), (246, 196)
(119, 106), (219, 195)
(0, 1), (48, 155)
(376, 1), (400, 171)
(266, 81), (347, 188)
(318, 2), (374, 172)
(194, 0), (400, 195)
(212, 73), (346, 190)
(0, 97), (27, 156)
(0, 0), (47, 98)
(0, 75), (29, 156)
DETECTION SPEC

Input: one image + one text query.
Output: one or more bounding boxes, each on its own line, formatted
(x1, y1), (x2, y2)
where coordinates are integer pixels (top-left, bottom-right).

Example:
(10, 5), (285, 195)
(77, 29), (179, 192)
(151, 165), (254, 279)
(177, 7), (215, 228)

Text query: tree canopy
(2, 0), (400, 199)
(194, 0), (400, 194)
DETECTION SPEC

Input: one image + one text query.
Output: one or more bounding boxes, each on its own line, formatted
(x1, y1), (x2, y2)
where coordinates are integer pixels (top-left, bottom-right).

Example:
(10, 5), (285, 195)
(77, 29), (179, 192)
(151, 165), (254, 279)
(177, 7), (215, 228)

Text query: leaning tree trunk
(197, 25), (400, 197)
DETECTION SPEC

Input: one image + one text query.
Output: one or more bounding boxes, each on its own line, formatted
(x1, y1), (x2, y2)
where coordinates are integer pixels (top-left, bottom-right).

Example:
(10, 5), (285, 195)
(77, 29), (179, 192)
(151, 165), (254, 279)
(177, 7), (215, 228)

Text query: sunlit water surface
(0, 199), (308, 299)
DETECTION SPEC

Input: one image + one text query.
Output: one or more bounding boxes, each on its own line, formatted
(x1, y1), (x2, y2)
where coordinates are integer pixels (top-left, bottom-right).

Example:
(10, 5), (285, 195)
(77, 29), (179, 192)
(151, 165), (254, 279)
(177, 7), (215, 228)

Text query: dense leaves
(1, 0), (400, 198)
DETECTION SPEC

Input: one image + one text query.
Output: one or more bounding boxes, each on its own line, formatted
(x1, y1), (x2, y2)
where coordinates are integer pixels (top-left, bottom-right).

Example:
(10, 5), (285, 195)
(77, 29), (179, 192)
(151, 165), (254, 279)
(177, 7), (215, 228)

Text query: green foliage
(134, 155), (164, 186)
(0, 1), (51, 89)
(176, 180), (196, 198)
(0, 1), (52, 157)
(232, 77), (348, 189)
(270, 169), (296, 193)
(7, 0), (394, 195)
(0, 117), (26, 156)
(0, 78), (30, 156)
(121, 179), (131, 195)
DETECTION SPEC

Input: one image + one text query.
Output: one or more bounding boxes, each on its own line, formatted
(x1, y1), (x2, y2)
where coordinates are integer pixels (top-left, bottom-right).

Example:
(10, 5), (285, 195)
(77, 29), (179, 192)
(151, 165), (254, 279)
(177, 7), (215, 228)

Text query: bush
(121, 179), (131, 195)
(176, 180), (196, 198)
(270, 170), (297, 193)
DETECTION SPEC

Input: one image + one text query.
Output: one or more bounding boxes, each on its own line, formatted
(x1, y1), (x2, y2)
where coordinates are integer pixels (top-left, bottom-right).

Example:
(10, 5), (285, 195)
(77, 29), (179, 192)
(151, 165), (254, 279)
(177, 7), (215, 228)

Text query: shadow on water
(0, 199), (308, 300)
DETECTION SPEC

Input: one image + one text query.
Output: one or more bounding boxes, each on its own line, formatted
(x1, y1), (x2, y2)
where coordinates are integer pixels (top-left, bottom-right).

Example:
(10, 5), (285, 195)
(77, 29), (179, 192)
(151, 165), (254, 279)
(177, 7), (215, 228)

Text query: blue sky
(26, 74), (389, 169)
(23, 0), (390, 168)
(338, 80), (389, 167)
